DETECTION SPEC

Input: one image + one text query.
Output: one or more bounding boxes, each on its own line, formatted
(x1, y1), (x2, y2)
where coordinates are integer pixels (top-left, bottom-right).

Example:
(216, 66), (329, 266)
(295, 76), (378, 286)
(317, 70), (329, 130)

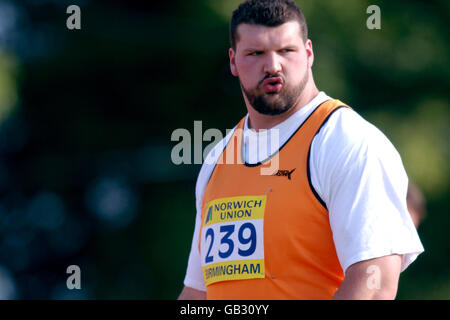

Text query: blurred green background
(0, 0), (448, 299)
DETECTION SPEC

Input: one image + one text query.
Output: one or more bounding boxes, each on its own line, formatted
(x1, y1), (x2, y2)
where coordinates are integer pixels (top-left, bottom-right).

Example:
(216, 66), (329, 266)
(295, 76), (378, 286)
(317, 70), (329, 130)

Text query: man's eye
(249, 51), (263, 56)
(280, 49), (293, 53)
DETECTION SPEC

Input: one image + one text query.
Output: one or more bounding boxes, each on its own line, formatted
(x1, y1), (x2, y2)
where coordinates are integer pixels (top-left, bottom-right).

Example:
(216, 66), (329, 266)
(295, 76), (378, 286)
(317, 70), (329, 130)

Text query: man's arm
(178, 286), (206, 300)
(333, 254), (401, 300)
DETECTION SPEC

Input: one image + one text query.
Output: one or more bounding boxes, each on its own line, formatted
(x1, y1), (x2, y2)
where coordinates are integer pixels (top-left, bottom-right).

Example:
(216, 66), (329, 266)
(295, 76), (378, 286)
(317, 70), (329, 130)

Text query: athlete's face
(229, 21), (314, 115)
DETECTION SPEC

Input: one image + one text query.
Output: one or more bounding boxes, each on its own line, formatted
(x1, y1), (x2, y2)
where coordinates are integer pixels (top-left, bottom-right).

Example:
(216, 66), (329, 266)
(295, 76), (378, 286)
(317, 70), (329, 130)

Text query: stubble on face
(240, 64), (309, 116)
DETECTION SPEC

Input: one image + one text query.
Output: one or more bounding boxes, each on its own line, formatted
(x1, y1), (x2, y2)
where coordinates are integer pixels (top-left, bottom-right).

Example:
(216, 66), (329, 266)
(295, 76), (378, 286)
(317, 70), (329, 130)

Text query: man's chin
(254, 104), (291, 116)
(243, 87), (293, 115)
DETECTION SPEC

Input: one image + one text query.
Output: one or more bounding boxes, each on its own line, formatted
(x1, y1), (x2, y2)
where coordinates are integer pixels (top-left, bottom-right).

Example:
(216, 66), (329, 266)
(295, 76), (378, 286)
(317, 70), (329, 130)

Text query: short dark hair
(230, 0), (308, 49)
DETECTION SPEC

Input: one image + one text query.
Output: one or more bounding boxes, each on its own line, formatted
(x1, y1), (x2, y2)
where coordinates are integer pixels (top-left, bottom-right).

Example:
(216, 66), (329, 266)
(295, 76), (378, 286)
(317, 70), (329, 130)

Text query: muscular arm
(333, 254), (402, 300)
(178, 286), (207, 300)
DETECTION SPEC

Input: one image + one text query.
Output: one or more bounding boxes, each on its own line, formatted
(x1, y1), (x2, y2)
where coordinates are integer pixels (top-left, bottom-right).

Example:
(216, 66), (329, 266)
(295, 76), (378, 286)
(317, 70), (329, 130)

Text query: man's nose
(263, 52), (282, 75)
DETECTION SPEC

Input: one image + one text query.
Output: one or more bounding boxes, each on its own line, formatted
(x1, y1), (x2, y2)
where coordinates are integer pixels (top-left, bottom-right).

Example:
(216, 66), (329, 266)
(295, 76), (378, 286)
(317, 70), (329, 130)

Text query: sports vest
(199, 99), (349, 299)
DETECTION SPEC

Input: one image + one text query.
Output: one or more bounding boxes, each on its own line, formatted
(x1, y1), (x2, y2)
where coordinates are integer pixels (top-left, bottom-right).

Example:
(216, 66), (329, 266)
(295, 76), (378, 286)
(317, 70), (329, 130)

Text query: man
(179, 0), (424, 300)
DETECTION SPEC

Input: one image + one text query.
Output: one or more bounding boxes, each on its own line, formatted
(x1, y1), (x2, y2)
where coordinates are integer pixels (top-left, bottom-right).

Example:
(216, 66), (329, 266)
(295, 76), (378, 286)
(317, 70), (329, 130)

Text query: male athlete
(179, 0), (424, 299)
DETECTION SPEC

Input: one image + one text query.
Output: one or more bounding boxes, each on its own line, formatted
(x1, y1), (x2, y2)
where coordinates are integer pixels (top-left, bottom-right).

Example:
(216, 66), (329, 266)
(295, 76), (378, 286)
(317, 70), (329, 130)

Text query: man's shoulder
(203, 124), (238, 166)
(317, 106), (397, 153)
(311, 106), (402, 169)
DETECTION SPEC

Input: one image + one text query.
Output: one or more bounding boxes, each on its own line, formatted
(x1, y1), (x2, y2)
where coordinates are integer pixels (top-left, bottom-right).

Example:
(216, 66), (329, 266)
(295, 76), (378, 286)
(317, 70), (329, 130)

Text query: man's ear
(229, 48), (239, 77)
(305, 39), (314, 68)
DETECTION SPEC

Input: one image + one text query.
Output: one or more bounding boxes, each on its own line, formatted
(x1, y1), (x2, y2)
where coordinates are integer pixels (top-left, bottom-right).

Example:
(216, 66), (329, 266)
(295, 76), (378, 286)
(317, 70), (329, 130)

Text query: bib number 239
(200, 195), (266, 286)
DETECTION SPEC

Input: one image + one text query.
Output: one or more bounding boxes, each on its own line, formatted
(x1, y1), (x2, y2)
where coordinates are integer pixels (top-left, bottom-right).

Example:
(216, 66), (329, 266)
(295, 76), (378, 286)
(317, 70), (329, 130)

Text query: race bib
(200, 195), (266, 286)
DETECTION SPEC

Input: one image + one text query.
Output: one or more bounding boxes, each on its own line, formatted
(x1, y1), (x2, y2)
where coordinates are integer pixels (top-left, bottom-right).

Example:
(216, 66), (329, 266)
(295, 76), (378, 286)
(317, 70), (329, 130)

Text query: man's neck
(247, 86), (320, 131)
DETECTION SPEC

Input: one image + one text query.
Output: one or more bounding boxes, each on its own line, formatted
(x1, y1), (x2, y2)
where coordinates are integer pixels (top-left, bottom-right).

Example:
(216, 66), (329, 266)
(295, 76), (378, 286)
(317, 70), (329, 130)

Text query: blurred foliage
(0, 0), (448, 299)
(0, 51), (18, 122)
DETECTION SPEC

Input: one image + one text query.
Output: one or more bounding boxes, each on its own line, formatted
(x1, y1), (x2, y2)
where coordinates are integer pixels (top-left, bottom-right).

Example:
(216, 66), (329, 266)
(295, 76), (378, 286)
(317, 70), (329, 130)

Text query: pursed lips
(261, 76), (283, 93)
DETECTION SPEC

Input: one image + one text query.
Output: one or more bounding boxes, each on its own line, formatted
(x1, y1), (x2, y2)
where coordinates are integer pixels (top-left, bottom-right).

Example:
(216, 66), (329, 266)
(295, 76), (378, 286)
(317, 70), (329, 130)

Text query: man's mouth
(262, 76), (283, 93)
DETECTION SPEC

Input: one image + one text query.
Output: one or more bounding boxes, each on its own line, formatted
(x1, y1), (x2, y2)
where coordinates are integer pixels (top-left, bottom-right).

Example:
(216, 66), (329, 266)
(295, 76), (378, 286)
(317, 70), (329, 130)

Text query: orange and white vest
(199, 99), (349, 299)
